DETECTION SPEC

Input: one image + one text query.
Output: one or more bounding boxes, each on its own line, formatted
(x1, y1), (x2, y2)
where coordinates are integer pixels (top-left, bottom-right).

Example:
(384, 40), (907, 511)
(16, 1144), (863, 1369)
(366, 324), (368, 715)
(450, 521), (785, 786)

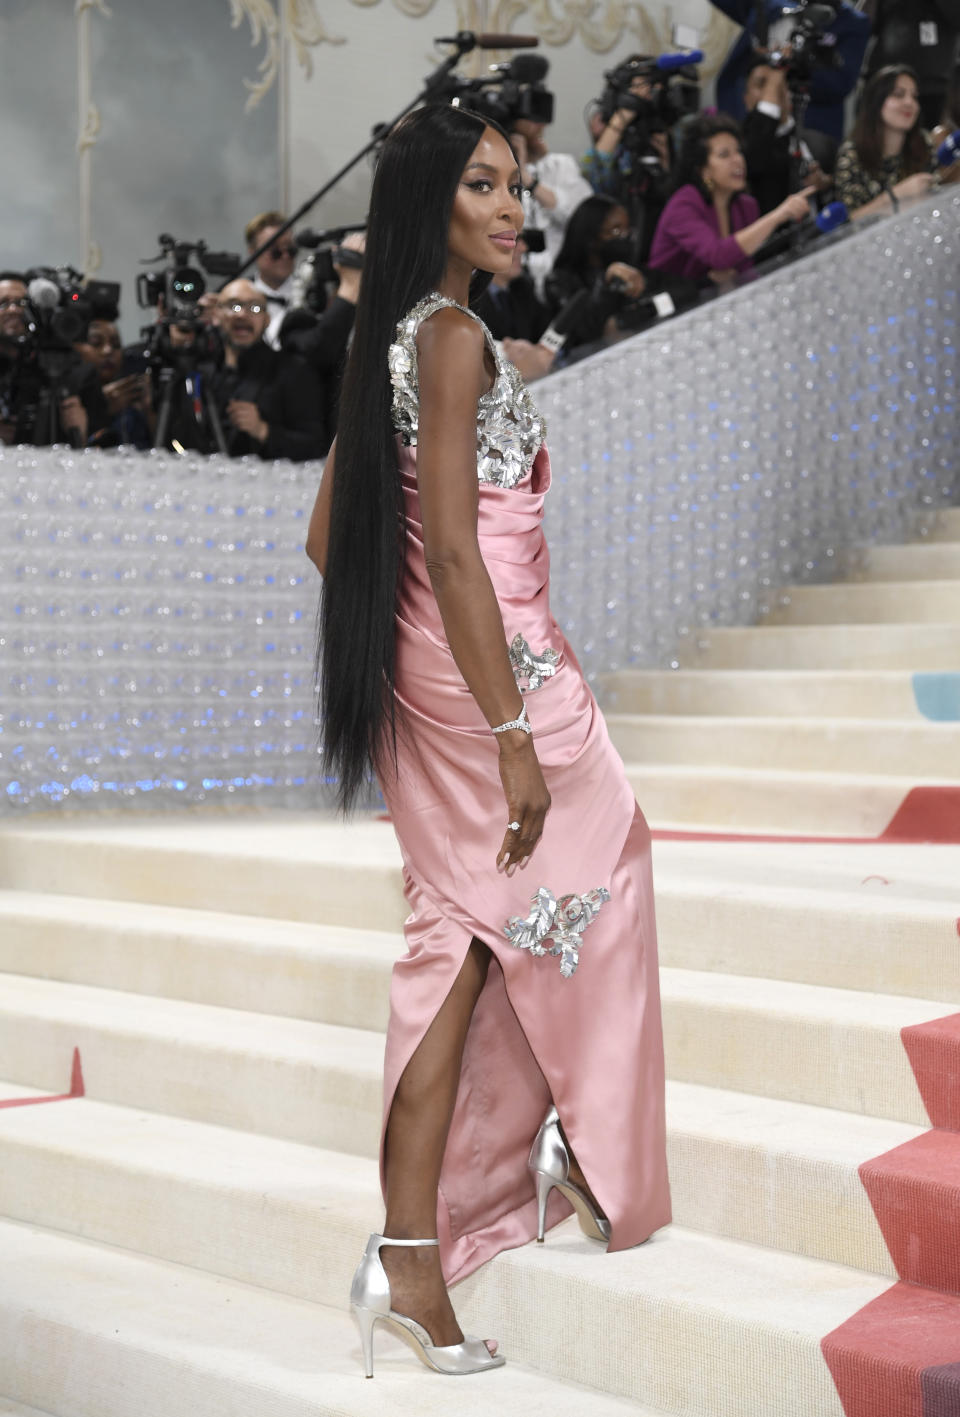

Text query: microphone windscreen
(936, 129), (960, 168)
(654, 49), (704, 72)
(508, 53), (549, 82)
(28, 277), (60, 311)
(476, 33), (539, 48)
(814, 200), (848, 234)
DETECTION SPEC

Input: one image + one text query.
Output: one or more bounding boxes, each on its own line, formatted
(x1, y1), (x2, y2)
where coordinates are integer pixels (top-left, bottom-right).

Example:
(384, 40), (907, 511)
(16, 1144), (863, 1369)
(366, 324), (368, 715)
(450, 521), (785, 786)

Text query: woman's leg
(379, 937), (491, 1347)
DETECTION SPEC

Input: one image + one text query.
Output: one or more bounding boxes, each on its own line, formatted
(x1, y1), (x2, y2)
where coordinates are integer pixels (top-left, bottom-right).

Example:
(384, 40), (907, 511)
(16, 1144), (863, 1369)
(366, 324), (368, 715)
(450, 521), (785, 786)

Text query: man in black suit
(211, 279), (326, 461)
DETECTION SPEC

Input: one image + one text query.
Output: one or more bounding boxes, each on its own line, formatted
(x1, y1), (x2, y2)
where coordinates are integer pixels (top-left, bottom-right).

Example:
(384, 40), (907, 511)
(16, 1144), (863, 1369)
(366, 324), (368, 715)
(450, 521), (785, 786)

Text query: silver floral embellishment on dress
(388, 292), (545, 489)
(504, 886), (611, 978)
(509, 633), (561, 693)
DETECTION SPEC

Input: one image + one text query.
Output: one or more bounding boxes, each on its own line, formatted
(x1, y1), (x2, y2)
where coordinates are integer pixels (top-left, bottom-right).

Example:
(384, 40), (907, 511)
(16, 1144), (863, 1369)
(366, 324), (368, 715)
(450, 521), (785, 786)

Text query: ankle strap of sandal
(374, 1234), (440, 1247)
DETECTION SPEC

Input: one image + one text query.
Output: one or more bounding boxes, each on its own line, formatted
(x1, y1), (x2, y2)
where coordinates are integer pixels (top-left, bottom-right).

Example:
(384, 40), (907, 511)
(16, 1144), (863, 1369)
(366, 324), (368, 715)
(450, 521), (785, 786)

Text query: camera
(598, 52), (701, 154)
(137, 234), (240, 329)
(435, 53), (555, 129)
(762, 0), (843, 86)
(20, 266), (121, 349)
(291, 226), (365, 314)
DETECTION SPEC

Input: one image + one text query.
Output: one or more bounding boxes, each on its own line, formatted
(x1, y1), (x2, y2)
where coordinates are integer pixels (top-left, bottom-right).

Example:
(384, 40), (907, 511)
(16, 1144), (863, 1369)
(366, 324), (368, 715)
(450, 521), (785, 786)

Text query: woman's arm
(732, 187), (813, 255)
(416, 307), (550, 872)
(305, 436), (336, 575)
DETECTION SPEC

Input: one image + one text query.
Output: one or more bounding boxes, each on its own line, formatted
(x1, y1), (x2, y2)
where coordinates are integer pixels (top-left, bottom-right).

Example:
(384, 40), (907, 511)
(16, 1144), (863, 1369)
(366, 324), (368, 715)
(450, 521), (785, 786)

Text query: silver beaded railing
(1, 193), (957, 813)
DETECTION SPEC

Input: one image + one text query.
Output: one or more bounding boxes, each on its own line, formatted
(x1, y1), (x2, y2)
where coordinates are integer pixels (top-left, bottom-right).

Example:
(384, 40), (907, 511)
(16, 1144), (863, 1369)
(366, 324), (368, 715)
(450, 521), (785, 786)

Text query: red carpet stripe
(0, 1048), (84, 1110)
(823, 1015), (960, 1414)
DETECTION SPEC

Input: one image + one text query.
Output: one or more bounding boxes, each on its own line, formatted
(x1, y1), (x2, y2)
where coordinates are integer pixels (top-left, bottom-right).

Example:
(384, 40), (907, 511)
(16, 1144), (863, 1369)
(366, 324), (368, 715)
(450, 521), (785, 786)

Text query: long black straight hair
(318, 103), (498, 812)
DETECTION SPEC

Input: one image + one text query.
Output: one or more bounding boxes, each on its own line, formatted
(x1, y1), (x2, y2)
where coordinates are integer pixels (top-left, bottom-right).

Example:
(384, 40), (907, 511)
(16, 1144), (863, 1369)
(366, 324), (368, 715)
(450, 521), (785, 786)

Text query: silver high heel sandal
(349, 1234), (505, 1377)
(528, 1104), (611, 1244)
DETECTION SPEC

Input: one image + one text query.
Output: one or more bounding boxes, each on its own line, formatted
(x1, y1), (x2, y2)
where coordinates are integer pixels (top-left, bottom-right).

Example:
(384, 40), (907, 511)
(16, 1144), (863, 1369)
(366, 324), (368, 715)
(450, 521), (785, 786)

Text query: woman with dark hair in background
(306, 104), (670, 1378)
(835, 66), (937, 219)
(544, 193), (695, 354)
(648, 113), (812, 289)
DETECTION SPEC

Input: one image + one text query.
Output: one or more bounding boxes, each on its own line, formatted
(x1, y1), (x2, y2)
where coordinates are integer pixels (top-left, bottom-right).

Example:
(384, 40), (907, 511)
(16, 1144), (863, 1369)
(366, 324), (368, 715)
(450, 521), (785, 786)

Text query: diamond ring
(507, 820), (521, 832)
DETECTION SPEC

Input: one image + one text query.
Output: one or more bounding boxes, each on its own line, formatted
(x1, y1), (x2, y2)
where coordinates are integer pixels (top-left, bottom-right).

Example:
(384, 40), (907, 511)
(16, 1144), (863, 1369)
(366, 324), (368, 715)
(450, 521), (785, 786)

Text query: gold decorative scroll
(230, 0), (344, 111)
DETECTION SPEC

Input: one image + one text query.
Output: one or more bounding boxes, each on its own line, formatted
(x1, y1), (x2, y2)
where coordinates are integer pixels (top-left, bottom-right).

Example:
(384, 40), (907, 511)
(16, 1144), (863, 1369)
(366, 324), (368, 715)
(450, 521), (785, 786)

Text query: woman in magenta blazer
(649, 115), (812, 288)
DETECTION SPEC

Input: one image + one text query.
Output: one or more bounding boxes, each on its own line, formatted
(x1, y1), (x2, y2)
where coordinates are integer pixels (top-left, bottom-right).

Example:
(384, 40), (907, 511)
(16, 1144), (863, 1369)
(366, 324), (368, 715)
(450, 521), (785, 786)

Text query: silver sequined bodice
(388, 292), (546, 489)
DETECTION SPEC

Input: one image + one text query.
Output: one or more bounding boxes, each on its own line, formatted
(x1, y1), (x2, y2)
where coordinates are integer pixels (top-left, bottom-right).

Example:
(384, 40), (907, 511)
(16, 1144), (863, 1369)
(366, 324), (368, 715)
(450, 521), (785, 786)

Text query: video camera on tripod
(427, 50), (555, 130)
(136, 234), (242, 453)
(0, 266), (121, 448)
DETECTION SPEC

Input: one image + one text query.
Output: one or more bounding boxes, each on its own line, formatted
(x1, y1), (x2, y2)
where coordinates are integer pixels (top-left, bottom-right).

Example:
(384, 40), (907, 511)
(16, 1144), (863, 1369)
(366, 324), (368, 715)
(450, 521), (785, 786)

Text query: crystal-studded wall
(1, 194), (956, 814)
(539, 193), (958, 676)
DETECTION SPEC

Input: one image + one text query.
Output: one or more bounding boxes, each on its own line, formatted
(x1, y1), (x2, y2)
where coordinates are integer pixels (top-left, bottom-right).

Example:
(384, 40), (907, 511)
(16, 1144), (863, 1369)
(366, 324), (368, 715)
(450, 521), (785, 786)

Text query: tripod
(152, 353), (229, 455)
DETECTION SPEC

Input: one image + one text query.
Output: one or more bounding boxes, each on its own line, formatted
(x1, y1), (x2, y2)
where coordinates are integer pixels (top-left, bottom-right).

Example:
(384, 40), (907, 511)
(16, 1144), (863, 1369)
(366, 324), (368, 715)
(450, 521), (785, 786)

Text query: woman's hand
(772, 186), (815, 226)
(604, 262), (646, 298)
(893, 172), (936, 201)
(103, 373), (147, 417)
(496, 733), (551, 876)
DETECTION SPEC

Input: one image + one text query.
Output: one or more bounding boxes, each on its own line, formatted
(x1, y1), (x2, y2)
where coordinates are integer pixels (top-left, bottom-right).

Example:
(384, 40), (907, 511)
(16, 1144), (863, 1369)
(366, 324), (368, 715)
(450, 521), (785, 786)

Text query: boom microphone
(654, 49), (704, 71)
(437, 31), (539, 50)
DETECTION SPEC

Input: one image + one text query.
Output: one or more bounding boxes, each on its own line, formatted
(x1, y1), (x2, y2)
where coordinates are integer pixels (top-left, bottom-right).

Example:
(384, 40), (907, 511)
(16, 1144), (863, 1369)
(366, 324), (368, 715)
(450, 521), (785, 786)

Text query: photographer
(742, 56), (831, 210)
(278, 231), (363, 444)
(76, 316), (152, 449)
(509, 117), (592, 290)
(209, 278), (326, 461)
(0, 272), (107, 447)
(709, 0), (871, 157)
(246, 211), (299, 350)
(649, 115), (813, 288)
(544, 195), (696, 356)
(582, 58), (677, 263)
(835, 65), (938, 218)
(865, 0), (960, 129)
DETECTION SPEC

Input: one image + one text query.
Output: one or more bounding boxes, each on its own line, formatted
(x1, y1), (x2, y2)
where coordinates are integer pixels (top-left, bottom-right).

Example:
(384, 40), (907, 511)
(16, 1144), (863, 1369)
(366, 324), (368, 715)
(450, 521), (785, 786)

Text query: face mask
(598, 236), (638, 264)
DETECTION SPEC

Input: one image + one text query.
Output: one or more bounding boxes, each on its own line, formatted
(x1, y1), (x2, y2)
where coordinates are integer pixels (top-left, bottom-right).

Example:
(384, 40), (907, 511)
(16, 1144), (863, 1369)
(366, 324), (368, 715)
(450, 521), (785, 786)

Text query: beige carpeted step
(762, 579), (960, 624)
(928, 506), (960, 541)
(0, 891), (400, 1032)
(600, 668), (932, 719)
(0, 1084), (911, 1281)
(0, 1221), (657, 1417)
(688, 622), (960, 670)
(2, 836), (956, 1016)
(0, 1207), (885, 1415)
(625, 762), (930, 834)
(0, 968), (937, 1132)
(610, 713), (960, 776)
(853, 542), (960, 580)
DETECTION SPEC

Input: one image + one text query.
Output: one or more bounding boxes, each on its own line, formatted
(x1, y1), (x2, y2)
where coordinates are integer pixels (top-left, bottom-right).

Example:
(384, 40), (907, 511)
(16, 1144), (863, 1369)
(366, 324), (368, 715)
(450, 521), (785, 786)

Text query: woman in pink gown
(307, 104), (670, 1378)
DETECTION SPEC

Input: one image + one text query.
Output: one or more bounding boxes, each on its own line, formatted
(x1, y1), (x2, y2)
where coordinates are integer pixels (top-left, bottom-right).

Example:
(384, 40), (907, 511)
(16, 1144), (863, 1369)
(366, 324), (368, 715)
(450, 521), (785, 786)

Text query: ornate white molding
(231, 0), (344, 112)
(75, 0), (112, 277)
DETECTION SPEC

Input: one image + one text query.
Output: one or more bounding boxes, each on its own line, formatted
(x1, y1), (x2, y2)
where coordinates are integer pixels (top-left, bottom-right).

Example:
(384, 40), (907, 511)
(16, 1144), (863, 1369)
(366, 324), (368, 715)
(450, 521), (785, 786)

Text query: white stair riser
(625, 767), (908, 834)
(601, 670), (924, 720)
(928, 508), (960, 542)
(763, 581), (960, 625)
(689, 623), (960, 670)
(0, 836), (407, 930)
(0, 1108), (895, 1288)
(656, 889), (960, 1004)
(609, 716), (960, 776)
(662, 999), (928, 1126)
(855, 544), (960, 580)
(0, 912), (395, 1033)
(0, 1013), (383, 1157)
(0, 989), (928, 1134)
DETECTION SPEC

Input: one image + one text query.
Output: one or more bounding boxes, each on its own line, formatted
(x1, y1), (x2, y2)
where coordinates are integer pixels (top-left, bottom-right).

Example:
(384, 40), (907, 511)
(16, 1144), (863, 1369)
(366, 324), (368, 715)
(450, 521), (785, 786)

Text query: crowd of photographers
(2, 0), (958, 460)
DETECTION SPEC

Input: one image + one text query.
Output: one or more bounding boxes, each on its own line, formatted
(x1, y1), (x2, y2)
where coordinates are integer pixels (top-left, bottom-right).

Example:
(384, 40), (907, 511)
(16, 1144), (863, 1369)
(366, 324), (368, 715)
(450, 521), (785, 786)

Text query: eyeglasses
(220, 301), (266, 316)
(267, 245), (296, 259)
(0, 297), (28, 311)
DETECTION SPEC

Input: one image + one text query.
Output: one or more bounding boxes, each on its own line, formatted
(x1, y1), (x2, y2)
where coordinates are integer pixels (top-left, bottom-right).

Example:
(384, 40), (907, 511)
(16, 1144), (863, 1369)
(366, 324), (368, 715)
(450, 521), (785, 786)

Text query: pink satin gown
(378, 293), (671, 1284)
